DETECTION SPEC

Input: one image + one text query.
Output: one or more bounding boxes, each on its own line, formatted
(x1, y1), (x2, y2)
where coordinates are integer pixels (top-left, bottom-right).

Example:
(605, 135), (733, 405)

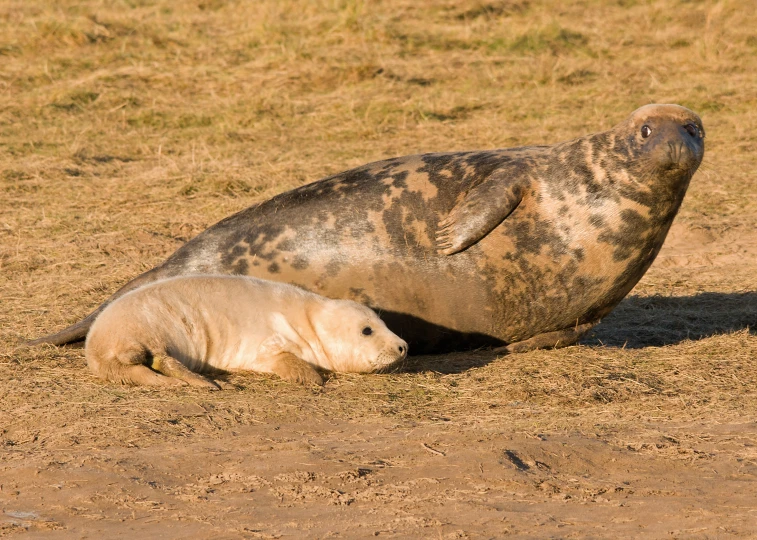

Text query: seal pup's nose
(397, 341), (408, 360)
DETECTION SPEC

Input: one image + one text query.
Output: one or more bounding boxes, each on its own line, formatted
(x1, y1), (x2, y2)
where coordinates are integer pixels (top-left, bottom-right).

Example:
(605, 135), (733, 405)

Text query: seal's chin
(372, 349), (408, 374)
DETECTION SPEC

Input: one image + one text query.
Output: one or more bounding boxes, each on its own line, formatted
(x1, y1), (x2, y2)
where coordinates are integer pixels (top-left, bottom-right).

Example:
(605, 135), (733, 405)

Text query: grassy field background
(2, 0), (757, 537)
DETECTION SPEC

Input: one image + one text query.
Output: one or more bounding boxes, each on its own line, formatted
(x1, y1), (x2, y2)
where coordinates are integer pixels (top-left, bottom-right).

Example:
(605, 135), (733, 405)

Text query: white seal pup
(84, 275), (408, 389)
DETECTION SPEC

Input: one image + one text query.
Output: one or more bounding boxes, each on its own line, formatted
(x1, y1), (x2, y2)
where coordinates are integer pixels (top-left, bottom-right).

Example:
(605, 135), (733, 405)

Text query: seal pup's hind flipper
(150, 355), (221, 390)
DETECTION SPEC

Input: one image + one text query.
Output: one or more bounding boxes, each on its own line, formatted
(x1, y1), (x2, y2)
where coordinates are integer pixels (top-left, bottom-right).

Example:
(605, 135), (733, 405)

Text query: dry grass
(2, 0), (756, 455)
(1, 0), (757, 536)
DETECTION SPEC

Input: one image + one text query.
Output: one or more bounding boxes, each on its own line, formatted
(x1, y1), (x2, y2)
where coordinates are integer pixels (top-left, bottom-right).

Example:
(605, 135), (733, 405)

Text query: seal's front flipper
(436, 173), (525, 255)
(150, 355), (221, 390)
(493, 322), (597, 354)
(257, 352), (324, 386)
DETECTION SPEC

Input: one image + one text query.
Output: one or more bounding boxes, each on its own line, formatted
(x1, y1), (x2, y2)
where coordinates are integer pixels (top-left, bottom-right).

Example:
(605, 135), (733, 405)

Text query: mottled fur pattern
(32, 104), (704, 354)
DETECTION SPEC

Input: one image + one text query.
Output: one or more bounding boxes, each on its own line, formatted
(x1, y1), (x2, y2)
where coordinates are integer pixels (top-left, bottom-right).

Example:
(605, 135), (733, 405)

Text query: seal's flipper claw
(436, 172), (525, 255)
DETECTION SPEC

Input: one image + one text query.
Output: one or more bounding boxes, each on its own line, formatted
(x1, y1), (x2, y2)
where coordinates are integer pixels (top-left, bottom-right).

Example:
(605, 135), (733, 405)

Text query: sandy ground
(2, 0), (757, 537)
(2, 223), (756, 539)
(5, 418), (757, 539)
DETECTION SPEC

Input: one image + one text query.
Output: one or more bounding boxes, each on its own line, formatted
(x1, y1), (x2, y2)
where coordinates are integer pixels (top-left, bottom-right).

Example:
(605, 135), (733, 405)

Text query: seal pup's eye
(641, 125), (652, 138)
(362, 326), (373, 336)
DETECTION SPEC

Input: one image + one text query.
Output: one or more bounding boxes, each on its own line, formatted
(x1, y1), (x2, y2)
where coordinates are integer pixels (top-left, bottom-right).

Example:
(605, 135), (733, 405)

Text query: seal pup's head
(309, 299), (408, 373)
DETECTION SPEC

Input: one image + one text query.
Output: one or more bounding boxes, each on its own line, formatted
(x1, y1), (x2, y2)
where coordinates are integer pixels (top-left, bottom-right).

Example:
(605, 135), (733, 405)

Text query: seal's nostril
(398, 345), (405, 354)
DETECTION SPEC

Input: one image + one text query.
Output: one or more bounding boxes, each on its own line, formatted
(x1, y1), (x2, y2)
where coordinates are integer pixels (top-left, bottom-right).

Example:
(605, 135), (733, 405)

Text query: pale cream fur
(84, 275), (408, 389)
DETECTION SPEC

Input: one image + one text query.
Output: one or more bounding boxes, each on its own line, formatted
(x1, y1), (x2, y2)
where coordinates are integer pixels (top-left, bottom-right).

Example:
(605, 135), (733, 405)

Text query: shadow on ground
(407, 292), (756, 374)
(586, 292), (756, 348)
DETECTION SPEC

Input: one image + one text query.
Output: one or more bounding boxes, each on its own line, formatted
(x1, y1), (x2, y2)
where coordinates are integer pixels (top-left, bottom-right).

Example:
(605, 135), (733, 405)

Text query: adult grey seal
(85, 275), (408, 388)
(30, 104), (705, 354)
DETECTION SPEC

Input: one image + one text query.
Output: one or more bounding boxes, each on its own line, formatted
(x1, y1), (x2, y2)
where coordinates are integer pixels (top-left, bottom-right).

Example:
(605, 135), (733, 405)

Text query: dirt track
(2, 0), (757, 537)
(6, 417), (757, 538)
(3, 222), (757, 537)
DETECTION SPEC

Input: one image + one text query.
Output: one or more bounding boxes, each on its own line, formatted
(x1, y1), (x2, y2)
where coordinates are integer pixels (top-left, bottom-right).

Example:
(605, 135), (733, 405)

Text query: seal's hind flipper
(114, 364), (188, 388)
(151, 355), (221, 390)
(436, 172), (525, 255)
(24, 309), (101, 347)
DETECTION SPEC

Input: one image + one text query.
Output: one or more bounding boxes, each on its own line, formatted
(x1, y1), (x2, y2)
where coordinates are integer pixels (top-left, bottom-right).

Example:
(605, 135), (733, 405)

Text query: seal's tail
(25, 309), (101, 347)
(25, 266), (170, 347)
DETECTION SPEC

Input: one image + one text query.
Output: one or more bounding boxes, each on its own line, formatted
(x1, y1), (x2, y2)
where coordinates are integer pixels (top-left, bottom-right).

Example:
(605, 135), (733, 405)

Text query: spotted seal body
(30, 104), (705, 354)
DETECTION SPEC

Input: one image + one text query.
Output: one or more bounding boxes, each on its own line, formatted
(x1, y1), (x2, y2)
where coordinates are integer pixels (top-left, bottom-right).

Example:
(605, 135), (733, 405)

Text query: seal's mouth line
(626, 145), (699, 187)
(373, 352), (407, 373)
(375, 362), (405, 374)
(663, 160), (695, 175)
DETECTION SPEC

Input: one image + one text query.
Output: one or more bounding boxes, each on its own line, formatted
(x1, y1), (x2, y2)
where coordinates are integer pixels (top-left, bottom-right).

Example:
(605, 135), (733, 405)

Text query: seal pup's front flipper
(256, 351), (324, 386)
(436, 171), (526, 255)
(254, 333), (323, 385)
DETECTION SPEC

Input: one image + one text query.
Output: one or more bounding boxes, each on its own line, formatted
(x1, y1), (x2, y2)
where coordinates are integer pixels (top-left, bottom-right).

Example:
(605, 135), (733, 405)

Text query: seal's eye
(362, 326), (373, 336)
(684, 123), (700, 138)
(641, 125), (652, 138)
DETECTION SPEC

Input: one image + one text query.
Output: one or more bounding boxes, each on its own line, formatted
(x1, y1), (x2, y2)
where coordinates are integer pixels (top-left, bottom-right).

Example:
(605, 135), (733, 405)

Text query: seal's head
(619, 104), (705, 182)
(311, 299), (408, 373)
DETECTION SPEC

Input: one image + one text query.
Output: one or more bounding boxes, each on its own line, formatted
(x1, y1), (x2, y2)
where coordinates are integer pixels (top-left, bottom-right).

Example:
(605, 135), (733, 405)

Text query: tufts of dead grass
(1, 0), (756, 462)
(3, 329), (756, 458)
